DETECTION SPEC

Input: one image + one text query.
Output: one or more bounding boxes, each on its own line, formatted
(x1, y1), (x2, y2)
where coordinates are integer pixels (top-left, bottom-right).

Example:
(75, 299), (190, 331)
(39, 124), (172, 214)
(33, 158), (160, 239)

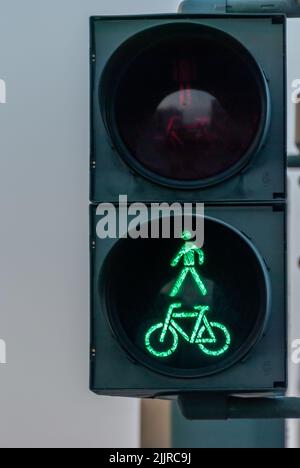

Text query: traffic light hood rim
(99, 21), (271, 190)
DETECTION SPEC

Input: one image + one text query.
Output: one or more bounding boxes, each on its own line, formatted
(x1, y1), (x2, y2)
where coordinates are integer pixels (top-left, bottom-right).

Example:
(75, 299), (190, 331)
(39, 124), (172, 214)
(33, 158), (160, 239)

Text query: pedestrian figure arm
(171, 246), (186, 267)
(197, 248), (205, 265)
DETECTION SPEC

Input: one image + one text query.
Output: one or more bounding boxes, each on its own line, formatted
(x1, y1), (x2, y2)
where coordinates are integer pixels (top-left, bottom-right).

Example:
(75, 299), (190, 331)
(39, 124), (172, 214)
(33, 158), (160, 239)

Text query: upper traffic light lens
(102, 24), (269, 188)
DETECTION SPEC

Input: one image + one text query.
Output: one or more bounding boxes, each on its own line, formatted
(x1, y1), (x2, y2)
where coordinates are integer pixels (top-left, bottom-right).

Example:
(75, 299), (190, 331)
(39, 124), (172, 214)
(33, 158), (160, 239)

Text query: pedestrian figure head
(181, 230), (193, 241)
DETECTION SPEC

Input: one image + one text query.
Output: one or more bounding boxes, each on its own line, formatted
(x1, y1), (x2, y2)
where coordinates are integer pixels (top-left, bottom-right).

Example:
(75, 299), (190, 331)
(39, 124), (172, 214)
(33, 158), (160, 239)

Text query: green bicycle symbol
(145, 303), (231, 358)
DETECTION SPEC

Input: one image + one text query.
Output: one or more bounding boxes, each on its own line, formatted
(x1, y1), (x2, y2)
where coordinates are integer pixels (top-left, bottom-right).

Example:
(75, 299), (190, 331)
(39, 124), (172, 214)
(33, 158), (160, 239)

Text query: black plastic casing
(90, 15), (287, 398)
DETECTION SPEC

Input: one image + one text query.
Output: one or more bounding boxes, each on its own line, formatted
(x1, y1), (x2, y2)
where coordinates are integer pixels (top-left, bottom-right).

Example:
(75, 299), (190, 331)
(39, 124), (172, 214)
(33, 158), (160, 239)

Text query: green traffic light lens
(101, 217), (271, 378)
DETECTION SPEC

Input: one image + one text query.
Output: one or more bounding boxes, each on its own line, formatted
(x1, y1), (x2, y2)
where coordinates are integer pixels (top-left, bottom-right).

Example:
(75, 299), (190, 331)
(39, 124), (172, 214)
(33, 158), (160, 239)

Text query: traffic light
(90, 13), (287, 398)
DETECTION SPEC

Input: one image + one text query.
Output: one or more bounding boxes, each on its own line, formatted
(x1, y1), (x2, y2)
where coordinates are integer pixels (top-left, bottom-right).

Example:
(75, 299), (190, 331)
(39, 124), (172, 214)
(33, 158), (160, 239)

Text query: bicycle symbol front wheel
(145, 323), (178, 358)
(198, 322), (231, 357)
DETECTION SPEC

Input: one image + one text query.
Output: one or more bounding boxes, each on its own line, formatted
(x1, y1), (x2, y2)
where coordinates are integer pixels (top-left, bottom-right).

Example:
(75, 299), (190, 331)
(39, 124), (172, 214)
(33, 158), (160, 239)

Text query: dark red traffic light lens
(101, 24), (269, 188)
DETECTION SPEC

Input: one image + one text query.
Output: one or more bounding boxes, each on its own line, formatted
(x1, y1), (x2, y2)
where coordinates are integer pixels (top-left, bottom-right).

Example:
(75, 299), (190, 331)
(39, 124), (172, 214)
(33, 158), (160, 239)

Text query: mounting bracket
(178, 394), (300, 420)
(178, 0), (300, 17)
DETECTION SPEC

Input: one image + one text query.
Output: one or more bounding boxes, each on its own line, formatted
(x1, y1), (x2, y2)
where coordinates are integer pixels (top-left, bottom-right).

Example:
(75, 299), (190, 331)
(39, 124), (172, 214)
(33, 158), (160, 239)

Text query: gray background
(0, 0), (299, 448)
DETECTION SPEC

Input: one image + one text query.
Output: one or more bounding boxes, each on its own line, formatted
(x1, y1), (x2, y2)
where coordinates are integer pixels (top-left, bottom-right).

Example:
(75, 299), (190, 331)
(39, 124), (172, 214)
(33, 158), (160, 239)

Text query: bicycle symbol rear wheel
(198, 322), (231, 357)
(145, 323), (178, 358)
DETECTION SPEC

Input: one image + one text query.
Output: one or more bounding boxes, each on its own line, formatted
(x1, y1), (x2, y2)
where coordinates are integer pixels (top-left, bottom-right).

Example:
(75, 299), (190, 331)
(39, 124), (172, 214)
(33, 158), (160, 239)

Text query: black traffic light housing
(90, 14), (286, 203)
(90, 14), (287, 399)
(90, 204), (286, 397)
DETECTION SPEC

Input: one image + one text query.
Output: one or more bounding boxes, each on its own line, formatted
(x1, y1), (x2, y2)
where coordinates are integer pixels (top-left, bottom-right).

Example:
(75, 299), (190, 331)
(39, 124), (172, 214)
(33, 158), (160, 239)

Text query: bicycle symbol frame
(145, 303), (231, 358)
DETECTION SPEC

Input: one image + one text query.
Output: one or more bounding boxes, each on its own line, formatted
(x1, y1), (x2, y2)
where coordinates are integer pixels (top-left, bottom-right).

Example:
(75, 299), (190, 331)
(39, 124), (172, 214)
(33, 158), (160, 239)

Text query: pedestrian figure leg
(170, 267), (189, 297)
(190, 268), (208, 296)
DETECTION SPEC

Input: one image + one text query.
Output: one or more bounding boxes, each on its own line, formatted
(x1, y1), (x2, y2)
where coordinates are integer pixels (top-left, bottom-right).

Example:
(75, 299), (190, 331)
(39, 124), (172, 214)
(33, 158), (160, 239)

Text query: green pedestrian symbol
(170, 231), (207, 298)
(144, 231), (232, 359)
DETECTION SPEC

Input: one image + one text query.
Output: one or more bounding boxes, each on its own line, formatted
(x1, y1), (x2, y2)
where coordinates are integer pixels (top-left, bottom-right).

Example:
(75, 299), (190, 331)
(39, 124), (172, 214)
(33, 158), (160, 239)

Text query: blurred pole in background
(141, 400), (171, 448)
(141, 400), (285, 448)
